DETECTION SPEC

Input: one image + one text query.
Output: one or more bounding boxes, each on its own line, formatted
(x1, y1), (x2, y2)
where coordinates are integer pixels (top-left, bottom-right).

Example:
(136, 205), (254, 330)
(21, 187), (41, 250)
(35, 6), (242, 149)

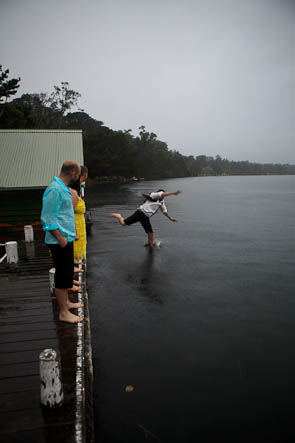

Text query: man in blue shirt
(41, 160), (83, 323)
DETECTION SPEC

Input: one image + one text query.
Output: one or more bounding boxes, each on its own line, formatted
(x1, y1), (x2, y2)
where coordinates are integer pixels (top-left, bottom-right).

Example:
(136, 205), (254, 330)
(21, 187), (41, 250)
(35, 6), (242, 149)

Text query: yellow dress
(74, 196), (87, 261)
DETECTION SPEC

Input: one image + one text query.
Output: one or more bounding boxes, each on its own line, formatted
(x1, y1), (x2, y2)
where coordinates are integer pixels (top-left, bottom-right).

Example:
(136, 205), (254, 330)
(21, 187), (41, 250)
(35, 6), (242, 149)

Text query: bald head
(60, 160), (80, 176)
(59, 161), (81, 186)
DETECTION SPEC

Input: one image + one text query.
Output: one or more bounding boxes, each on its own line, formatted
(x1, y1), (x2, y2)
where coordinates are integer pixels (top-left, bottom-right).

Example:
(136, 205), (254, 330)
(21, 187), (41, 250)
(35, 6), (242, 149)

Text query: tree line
(1, 65), (294, 180)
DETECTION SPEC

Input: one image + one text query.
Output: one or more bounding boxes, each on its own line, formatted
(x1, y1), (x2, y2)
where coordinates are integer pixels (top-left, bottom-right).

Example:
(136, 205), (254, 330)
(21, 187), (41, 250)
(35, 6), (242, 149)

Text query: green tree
(46, 82), (82, 115)
(0, 65), (21, 119)
(201, 165), (215, 176)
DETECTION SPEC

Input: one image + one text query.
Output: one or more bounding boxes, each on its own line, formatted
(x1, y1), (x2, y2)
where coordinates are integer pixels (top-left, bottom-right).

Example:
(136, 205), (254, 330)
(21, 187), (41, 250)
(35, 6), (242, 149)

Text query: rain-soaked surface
(86, 176), (295, 443)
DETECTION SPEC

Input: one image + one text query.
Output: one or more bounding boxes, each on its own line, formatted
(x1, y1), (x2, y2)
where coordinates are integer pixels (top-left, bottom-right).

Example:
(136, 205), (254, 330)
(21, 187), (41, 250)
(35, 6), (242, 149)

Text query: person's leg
(55, 288), (83, 323)
(49, 244), (84, 322)
(148, 232), (154, 248)
(64, 242), (84, 309)
(73, 279), (84, 286)
(140, 214), (154, 249)
(110, 213), (126, 225)
(110, 209), (144, 228)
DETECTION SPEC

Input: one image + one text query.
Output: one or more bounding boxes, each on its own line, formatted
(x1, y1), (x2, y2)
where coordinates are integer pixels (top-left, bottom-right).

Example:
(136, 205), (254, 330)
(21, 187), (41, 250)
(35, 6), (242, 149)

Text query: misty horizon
(0, 0), (294, 164)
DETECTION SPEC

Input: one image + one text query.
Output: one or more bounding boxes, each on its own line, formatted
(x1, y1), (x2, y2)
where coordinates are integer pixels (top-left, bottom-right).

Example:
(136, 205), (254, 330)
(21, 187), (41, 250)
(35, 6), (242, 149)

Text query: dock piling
(49, 268), (55, 294)
(40, 348), (64, 408)
(5, 241), (18, 264)
(24, 225), (34, 242)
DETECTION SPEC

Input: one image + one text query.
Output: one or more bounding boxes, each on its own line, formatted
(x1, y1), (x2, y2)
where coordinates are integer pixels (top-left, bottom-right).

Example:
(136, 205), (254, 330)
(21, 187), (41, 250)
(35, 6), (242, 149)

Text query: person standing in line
(70, 165), (88, 198)
(41, 160), (84, 323)
(70, 165), (88, 268)
(110, 189), (182, 248)
(69, 167), (88, 263)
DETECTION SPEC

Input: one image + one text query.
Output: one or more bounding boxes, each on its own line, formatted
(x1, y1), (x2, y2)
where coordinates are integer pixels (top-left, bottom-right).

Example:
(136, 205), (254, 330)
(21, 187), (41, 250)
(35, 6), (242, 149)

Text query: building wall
(0, 190), (44, 232)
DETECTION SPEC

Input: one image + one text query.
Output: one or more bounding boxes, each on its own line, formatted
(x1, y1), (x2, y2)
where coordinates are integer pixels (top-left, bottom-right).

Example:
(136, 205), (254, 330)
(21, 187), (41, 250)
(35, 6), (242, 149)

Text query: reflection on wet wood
(0, 239), (83, 442)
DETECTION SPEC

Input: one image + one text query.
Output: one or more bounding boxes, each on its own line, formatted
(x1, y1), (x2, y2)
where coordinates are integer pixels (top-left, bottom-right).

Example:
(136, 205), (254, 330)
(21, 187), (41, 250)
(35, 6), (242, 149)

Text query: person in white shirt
(110, 189), (182, 249)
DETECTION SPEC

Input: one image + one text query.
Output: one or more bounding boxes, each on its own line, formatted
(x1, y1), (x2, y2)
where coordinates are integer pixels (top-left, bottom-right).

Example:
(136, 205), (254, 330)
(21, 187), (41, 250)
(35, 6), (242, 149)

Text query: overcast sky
(1, 0), (294, 163)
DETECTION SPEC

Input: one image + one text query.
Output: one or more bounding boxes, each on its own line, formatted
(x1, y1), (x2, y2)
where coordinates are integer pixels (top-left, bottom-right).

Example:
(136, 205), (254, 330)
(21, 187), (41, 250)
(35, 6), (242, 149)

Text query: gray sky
(1, 0), (294, 163)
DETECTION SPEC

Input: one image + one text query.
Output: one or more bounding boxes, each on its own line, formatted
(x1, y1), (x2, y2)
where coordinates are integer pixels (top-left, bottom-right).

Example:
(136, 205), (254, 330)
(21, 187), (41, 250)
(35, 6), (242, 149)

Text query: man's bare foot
(59, 312), (84, 323)
(73, 279), (84, 286)
(67, 301), (84, 309)
(68, 285), (81, 293)
(74, 267), (84, 273)
(110, 213), (125, 226)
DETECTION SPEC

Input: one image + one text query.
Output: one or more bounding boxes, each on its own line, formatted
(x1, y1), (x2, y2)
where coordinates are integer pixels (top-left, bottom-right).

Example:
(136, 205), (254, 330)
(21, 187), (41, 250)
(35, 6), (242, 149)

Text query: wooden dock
(0, 239), (94, 442)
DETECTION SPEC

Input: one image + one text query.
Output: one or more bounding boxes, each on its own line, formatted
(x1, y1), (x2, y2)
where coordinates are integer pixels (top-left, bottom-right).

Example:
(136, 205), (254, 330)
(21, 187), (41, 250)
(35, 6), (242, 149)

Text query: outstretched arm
(164, 212), (177, 222)
(162, 190), (182, 198)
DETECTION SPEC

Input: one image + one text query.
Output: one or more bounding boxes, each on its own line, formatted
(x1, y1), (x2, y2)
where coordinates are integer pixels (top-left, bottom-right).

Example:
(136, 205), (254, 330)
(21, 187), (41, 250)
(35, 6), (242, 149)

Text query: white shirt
(138, 191), (168, 218)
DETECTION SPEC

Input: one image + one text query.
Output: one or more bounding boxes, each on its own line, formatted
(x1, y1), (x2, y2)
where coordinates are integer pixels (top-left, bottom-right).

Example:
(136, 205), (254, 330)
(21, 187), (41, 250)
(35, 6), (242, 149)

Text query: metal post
(5, 241), (18, 264)
(49, 268), (55, 294)
(24, 225), (34, 242)
(40, 348), (64, 408)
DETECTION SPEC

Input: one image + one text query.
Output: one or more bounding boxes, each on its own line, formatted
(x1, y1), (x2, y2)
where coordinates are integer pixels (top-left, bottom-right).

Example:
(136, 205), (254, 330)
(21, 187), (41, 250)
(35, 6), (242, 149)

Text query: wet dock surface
(0, 238), (91, 442)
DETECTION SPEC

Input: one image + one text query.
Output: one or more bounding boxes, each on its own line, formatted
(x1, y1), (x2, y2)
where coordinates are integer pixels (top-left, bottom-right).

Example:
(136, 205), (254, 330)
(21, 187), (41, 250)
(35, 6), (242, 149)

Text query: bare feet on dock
(68, 285), (81, 293)
(74, 267), (84, 273)
(59, 312), (84, 323)
(73, 279), (84, 286)
(110, 213), (125, 225)
(67, 301), (84, 309)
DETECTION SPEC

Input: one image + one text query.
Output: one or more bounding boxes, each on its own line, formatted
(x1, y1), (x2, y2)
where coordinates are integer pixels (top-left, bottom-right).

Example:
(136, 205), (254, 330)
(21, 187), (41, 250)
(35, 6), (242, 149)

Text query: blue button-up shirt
(41, 176), (76, 244)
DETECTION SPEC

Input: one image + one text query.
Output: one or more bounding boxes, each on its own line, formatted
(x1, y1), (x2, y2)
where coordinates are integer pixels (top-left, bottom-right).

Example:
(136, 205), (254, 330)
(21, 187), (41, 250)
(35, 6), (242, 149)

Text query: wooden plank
(0, 284), (50, 292)
(0, 361), (39, 378)
(0, 330), (57, 344)
(0, 375), (40, 394)
(0, 350), (43, 365)
(0, 390), (40, 412)
(0, 314), (55, 326)
(0, 307), (53, 319)
(0, 408), (49, 434)
(0, 321), (55, 334)
(0, 301), (52, 310)
(0, 338), (58, 353)
(0, 296), (51, 303)
(0, 429), (48, 443)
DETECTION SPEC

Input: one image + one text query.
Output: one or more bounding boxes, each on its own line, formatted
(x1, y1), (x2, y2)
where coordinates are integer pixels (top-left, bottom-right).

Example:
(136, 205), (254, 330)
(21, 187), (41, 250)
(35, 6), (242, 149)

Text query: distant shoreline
(86, 173), (295, 186)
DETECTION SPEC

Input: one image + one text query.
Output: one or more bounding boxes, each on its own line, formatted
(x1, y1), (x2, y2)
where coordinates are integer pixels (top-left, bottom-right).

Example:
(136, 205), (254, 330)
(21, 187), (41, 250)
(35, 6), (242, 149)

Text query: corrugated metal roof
(0, 130), (84, 189)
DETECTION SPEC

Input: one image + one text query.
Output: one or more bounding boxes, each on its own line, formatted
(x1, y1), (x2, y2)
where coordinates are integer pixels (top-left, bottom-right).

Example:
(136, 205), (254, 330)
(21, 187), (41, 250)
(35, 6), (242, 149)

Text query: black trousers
(48, 242), (74, 289)
(124, 209), (153, 233)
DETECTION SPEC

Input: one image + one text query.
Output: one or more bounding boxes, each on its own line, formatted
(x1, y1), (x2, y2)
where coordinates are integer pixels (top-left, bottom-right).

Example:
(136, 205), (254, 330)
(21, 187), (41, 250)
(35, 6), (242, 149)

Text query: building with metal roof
(0, 129), (84, 190)
(0, 129), (84, 232)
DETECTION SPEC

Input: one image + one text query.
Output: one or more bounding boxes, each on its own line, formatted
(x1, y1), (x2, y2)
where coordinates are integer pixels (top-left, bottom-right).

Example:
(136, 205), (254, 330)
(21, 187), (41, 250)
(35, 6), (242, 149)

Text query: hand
(75, 234), (79, 241)
(59, 236), (68, 248)
(171, 217), (178, 222)
(175, 190), (182, 195)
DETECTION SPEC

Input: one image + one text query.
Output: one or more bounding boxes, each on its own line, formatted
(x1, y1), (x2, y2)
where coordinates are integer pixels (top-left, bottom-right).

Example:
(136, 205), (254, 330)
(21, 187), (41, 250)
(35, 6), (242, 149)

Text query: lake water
(86, 176), (295, 443)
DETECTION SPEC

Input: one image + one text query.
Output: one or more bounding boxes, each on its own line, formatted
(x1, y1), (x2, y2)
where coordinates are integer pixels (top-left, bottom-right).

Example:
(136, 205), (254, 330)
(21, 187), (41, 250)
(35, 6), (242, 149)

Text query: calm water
(86, 176), (295, 443)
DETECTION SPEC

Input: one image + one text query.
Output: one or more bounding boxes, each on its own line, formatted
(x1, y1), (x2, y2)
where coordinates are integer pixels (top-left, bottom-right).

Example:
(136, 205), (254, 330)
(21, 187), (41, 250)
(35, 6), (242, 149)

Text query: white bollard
(5, 241), (18, 264)
(24, 225), (34, 242)
(40, 348), (64, 408)
(49, 268), (55, 294)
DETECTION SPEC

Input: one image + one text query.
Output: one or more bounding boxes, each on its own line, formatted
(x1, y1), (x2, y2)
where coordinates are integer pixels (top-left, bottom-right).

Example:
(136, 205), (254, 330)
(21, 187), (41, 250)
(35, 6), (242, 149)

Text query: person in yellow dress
(69, 166), (88, 262)
(73, 194), (87, 261)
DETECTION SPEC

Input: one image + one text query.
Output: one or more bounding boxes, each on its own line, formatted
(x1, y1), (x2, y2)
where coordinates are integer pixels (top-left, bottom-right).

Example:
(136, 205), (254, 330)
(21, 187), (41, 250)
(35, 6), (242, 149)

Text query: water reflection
(132, 250), (163, 304)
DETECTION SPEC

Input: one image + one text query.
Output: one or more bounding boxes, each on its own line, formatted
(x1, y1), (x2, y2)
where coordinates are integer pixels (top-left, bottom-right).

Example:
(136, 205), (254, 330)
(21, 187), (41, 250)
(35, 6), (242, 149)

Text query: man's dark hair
(60, 161), (80, 176)
(81, 165), (88, 175)
(157, 189), (165, 192)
